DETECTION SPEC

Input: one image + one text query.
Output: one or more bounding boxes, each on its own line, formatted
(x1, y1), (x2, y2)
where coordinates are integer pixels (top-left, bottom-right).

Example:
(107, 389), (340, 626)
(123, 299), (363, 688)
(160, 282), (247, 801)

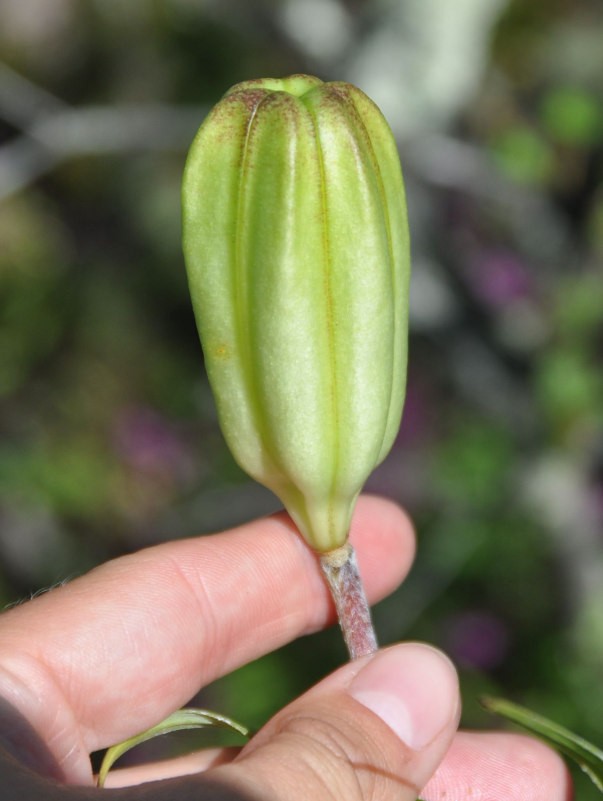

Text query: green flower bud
(182, 75), (410, 552)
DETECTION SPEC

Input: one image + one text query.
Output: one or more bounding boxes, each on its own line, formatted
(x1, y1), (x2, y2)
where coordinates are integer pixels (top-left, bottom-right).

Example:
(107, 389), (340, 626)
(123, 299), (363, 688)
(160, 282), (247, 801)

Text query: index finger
(0, 495), (414, 754)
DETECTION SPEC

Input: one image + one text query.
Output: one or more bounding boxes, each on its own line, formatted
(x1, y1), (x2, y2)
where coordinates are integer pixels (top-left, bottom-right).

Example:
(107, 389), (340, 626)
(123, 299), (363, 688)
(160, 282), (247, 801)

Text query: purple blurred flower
(112, 406), (193, 482)
(445, 610), (510, 670)
(470, 250), (532, 308)
(394, 380), (433, 448)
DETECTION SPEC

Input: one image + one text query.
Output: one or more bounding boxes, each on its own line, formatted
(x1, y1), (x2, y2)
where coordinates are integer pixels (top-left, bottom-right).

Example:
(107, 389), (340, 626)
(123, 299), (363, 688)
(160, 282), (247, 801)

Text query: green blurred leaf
(555, 274), (603, 344)
(0, 196), (71, 395)
(482, 696), (603, 792)
(433, 420), (514, 508)
(536, 349), (602, 428)
(489, 126), (554, 185)
(97, 707), (249, 788)
(0, 438), (114, 517)
(540, 87), (603, 147)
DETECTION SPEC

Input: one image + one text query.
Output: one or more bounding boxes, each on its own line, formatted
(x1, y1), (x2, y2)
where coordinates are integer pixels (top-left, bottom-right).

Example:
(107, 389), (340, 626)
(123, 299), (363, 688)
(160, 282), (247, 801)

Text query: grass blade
(97, 707), (250, 787)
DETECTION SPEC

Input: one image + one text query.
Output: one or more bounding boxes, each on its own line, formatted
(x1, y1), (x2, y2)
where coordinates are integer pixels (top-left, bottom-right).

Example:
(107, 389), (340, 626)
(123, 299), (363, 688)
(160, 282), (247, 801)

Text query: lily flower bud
(182, 75), (410, 553)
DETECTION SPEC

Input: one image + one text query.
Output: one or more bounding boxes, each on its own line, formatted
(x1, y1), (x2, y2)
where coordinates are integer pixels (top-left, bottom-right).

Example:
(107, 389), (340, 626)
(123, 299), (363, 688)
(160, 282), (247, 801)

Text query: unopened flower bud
(182, 75), (410, 552)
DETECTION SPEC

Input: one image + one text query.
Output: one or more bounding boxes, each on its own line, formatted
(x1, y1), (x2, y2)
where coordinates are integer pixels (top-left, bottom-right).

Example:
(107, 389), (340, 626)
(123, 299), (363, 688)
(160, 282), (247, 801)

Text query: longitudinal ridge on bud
(182, 75), (410, 553)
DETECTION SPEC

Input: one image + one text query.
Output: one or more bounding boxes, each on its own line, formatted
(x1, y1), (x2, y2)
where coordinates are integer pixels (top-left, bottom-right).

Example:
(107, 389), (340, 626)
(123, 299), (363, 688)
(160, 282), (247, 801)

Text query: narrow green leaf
(482, 696), (603, 792)
(97, 707), (250, 788)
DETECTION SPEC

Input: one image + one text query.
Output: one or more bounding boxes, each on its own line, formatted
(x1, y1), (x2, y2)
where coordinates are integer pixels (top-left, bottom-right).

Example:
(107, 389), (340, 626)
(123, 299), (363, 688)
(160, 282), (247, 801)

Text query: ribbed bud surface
(182, 75), (410, 552)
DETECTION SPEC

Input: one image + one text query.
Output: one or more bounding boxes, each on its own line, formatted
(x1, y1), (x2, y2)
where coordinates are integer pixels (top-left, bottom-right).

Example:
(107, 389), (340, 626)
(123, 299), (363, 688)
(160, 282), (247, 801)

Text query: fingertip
(422, 730), (574, 801)
(350, 495), (416, 601)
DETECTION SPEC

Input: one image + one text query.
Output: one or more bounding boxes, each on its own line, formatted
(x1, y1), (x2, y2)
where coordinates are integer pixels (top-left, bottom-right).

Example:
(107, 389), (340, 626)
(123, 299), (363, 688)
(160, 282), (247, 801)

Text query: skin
(0, 495), (572, 800)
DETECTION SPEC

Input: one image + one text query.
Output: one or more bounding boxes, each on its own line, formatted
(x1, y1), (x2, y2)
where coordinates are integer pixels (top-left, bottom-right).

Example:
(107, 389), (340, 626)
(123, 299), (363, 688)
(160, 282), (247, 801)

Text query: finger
(0, 496), (413, 766)
(212, 643), (460, 801)
(422, 730), (573, 801)
(101, 747), (241, 788)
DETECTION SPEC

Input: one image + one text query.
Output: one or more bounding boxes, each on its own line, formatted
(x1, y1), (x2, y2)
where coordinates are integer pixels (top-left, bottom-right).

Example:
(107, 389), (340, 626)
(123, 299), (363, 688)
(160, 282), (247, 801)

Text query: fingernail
(348, 643), (459, 750)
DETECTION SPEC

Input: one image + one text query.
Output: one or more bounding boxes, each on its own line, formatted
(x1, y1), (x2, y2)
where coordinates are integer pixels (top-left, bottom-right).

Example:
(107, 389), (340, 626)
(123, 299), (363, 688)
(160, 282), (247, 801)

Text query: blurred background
(0, 0), (602, 793)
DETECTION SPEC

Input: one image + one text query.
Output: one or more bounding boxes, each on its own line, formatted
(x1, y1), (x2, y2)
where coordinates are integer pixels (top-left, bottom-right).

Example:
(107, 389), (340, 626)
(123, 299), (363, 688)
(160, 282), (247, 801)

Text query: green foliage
(489, 126), (554, 185)
(432, 420), (514, 509)
(540, 87), (603, 147)
(0, 196), (70, 395)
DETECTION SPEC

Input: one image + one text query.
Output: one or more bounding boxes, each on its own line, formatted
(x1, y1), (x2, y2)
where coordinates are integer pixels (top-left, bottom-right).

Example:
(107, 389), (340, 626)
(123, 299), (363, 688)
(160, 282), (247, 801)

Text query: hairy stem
(319, 543), (378, 660)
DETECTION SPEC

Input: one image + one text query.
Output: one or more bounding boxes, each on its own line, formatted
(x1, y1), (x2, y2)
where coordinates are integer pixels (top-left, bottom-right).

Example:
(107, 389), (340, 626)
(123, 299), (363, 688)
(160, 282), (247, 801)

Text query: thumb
(214, 643), (460, 801)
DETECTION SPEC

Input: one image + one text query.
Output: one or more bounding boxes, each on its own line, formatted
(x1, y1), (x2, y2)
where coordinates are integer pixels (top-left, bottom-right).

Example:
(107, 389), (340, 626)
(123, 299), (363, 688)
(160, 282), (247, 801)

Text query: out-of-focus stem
(319, 543), (378, 660)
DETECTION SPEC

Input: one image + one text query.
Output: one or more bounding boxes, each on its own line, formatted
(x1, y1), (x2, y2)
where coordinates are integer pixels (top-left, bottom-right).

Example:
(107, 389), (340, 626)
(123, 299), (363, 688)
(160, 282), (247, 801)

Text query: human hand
(0, 496), (572, 800)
